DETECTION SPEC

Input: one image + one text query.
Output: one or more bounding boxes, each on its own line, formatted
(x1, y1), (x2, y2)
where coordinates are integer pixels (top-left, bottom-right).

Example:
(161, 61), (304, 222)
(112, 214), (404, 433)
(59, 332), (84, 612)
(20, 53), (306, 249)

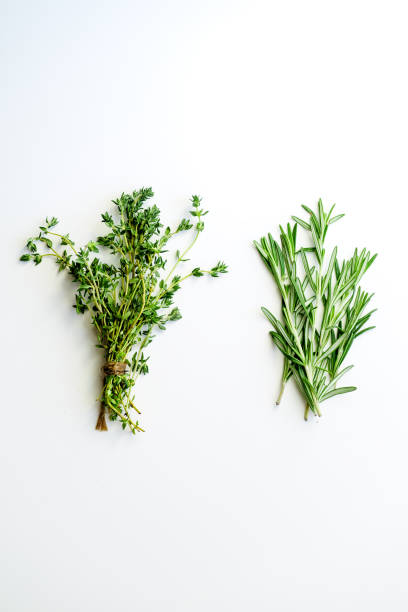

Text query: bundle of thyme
(21, 188), (227, 433)
(254, 200), (376, 420)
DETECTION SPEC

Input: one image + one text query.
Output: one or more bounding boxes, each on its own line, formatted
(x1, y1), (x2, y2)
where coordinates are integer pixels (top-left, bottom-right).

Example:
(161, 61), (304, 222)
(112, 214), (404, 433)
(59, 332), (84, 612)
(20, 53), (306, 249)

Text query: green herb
(254, 199), (376, 420)
(20, 188), (227, 433)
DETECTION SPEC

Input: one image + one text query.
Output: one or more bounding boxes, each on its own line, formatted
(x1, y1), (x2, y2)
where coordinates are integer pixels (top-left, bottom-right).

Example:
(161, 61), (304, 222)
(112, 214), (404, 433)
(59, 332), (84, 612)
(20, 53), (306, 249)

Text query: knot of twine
(102, 361), (128, 376)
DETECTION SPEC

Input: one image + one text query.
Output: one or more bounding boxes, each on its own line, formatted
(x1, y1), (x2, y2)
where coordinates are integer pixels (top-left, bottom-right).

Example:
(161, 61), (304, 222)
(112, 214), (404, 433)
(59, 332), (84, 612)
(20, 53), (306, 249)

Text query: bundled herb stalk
(21, 188), (227, 433)
(254, 200), (376, 420)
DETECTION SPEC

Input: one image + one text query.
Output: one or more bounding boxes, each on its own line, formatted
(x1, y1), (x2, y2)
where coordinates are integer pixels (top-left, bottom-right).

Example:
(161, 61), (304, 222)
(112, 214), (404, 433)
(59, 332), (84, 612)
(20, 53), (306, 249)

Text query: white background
(1, 1), (408, 610)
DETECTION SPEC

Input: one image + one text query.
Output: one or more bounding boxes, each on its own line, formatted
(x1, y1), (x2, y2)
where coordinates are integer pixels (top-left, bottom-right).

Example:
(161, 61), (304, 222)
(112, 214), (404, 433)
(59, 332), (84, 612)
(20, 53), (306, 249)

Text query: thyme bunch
(21, 188), (227, 433)
(254, 200), (376, 420)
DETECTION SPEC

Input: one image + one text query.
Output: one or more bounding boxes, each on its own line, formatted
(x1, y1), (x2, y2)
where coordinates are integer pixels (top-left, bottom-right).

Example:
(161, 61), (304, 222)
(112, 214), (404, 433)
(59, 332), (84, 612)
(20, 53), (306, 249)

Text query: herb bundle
(21, 188), (227, 433)
(254, 200), (376, 420)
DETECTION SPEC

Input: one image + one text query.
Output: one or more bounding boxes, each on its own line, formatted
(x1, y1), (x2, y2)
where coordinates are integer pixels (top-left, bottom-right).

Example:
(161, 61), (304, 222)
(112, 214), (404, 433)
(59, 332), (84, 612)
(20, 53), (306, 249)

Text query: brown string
(95, 362), (128, 431)
(102, 361), (128, 376)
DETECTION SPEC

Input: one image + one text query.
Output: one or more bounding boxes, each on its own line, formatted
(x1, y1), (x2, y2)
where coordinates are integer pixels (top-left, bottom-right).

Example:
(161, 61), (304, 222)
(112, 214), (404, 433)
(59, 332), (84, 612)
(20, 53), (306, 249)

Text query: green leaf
(300, 248), (316, 292)
(87, 241), (99, 253)
(354, 325), (375, 338)
(328, 214), (345, 225)
(321, 386), (357, 401)
(322, 247), (337, 294)
(40, 237), (53, 249)
(192, 267), (203, 277)
(323, 365), (354, 395)
(291, 216), (311, 231)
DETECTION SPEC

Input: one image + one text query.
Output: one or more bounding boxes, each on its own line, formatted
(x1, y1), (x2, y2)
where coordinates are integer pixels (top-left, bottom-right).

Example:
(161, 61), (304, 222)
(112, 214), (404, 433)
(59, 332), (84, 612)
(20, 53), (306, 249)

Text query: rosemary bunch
(21, 188), (227, 433)
(254, 200), (376, 420)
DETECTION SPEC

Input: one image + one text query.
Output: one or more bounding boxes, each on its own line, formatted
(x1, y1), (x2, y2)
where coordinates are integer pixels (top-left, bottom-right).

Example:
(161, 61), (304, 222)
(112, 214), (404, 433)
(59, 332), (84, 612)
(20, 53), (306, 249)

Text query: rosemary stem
(276, 382), (285, 406)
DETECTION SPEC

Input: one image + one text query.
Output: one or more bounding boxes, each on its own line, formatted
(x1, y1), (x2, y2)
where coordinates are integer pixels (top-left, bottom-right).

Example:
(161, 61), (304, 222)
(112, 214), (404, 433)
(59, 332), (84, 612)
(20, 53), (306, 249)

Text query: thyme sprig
(254, 199), (376, 420)
(21, 188), (227, 433)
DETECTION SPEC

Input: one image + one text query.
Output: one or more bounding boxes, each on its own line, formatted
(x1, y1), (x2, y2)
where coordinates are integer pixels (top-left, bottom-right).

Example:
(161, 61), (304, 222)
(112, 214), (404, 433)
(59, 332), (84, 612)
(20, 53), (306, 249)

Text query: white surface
(1, 1), (408, 610)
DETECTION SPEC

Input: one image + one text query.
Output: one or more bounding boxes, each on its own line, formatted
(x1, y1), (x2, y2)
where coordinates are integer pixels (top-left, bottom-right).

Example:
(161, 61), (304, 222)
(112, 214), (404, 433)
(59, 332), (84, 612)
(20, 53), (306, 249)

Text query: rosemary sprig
(20, 188), (227, 433)
(254, 199), (376, 420)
